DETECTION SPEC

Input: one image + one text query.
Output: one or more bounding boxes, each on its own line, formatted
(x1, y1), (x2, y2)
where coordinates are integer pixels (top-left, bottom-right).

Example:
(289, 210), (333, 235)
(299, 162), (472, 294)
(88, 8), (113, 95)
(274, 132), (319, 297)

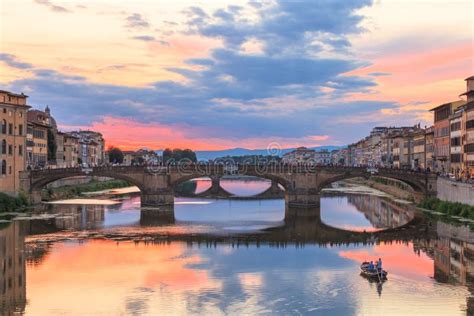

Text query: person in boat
(368, 261), (375, 271)
(376, 258), (382, 271)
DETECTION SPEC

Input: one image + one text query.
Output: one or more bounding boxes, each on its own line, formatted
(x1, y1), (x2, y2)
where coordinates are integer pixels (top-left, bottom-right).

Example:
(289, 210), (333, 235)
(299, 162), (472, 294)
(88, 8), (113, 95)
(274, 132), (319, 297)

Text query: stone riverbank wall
(437, 178), (474, 206)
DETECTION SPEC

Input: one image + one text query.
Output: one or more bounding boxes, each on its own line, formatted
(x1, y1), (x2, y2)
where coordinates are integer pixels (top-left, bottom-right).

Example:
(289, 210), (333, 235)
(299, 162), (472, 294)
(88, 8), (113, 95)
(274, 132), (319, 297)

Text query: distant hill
(156, 146), (343, 161)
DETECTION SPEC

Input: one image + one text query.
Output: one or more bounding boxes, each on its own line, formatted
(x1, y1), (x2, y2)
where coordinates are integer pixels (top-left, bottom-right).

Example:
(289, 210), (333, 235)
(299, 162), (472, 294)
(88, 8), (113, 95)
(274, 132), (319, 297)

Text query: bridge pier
(30, 190), (42, 205)
(286, 190), (321, 208)
(285, 204), (321, 221)
(196, 176), (232, 198)
(141, 189), (174, 206)
(209, 176), (221, 195)
(140, 205), (175, 225)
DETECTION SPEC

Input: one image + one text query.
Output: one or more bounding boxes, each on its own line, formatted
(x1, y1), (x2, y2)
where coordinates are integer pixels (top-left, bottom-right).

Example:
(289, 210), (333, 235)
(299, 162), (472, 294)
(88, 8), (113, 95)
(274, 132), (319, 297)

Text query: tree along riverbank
(419, 197), (474, 220)
(0, 192), (29, 212)
(41, 179), (131, 201)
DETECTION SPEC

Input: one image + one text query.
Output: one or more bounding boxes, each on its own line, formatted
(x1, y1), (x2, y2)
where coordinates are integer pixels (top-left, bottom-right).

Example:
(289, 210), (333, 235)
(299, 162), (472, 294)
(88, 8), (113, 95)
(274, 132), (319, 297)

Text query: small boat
(360, 262), (388, 281)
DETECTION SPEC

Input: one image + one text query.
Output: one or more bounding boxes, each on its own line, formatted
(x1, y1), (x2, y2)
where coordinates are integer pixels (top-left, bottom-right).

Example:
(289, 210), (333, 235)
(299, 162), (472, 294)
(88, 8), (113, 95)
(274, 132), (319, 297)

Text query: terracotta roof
(63, 133), (79, 139)
(429, 100), (465, 111)
(0, 90), (29, 98)
(27, 108), (57, 129)
(27, 110), (51, 128)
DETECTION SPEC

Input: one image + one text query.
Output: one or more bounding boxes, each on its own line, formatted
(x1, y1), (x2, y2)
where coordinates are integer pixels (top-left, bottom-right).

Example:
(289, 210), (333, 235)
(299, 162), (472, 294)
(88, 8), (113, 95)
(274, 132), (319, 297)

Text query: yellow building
(63, 133), (79, 167)
(26, 110), (50, 169)
(0, 90), (29, 195)
(461, 76), (474, 178)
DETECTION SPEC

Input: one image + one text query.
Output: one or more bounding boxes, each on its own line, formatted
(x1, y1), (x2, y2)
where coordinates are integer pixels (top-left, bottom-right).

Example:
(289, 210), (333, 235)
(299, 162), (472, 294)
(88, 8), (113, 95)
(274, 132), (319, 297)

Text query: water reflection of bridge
(24, 202), (432, 245)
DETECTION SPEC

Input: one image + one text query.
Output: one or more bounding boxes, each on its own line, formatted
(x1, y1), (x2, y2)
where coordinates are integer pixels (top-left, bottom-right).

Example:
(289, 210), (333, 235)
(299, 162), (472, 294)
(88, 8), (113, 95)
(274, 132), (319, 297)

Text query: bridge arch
(316, 172), (427, 195)
(171, 172), (291, 192)
(23, 168), (147, 205)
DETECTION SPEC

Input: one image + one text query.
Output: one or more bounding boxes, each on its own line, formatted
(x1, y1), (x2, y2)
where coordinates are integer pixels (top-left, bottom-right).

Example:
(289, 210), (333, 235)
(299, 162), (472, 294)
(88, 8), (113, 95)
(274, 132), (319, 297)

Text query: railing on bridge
(28, 164), (437, 177)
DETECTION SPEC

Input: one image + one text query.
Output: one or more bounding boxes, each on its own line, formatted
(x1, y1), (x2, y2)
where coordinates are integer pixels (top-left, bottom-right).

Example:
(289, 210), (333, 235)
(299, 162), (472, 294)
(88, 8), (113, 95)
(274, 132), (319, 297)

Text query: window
(8, 145), (12, 155)
(451, 121), (461, 131)
(8, 123), (12, 135)
(467, 120), (474, 130)
(33, 129), (45, 139)
(451, 154), (462, 163)
(465, 143), (474, 153)
(18, 145), (23, 156)
(451, 137), (461, 147)
(1, 140), (5, 154)
(2, 108), (5, 114)
(19, 124), (23, 136)
(434, 107), (450, 122)
(1, 120), (5, 134)
(1, 160), (5, 175)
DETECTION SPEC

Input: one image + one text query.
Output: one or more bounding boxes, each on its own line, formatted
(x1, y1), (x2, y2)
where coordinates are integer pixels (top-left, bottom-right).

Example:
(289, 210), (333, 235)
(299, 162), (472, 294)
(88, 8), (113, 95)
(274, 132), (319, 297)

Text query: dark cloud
(0, 54), (33, 69)
(34, 0), (71, 13)
(369, 72), (391, 76)
(5, 64), (396, 142)
(131, 36), (169, 46)
(186, 0), (372, 53)
(125, 13), (150, 29)
(131, 35), (155, 42)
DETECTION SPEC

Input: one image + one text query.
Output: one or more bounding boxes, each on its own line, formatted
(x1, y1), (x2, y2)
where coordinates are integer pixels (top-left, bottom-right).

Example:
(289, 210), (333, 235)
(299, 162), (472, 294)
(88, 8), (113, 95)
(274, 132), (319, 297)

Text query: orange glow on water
(339, 242), (433, 279)
(25, 240), (220, 314)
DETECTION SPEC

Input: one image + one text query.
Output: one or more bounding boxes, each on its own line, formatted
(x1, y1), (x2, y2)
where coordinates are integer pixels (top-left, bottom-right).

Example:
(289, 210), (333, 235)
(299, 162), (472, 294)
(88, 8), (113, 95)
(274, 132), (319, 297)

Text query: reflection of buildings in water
(25, 242), (53, 266)
(51, 204), (105, 230)
(431, 222), (474, 286)
(0, 221), (26, 313)
(346, 195), (414, 229)
(418, 221), (474, 314)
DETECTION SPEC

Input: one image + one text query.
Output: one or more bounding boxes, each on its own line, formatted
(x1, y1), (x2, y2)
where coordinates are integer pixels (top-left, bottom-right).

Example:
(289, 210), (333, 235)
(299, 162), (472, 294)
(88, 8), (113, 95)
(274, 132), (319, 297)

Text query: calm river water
(1, 178), (473, 315)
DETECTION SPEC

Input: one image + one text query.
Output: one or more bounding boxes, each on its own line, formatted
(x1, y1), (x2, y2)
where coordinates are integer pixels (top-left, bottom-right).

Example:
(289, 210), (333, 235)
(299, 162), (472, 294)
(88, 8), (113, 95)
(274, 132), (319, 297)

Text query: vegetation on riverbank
(419, 197), (474, 219)
(41, 179), (131, 201)
(0, 192), (29, 212)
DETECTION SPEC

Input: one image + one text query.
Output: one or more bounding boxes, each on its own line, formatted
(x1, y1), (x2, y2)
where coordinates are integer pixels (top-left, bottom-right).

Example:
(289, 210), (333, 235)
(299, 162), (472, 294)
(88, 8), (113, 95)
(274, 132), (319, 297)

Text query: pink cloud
(60, 116), (331, 151)
(345, 41), (472, 107)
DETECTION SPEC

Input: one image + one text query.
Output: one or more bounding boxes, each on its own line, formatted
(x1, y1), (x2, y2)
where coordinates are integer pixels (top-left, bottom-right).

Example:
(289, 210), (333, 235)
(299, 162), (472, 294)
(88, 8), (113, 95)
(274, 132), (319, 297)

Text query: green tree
(47, 129), (57, 161)
(182, 149), (197, 162)
(163, 148), (173, 163)
(163, 148), (197, 163)
(108, 146), (124, 164)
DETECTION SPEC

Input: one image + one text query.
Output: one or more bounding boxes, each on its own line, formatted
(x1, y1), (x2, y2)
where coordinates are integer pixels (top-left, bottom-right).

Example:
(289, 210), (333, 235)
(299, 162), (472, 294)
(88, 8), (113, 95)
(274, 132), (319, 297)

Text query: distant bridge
(20, 164), (437, 210)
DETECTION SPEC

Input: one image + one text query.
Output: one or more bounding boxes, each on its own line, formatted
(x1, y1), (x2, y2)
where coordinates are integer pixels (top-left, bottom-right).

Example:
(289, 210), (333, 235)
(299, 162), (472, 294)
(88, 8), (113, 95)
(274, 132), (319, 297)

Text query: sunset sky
(1, 0), (472, 150)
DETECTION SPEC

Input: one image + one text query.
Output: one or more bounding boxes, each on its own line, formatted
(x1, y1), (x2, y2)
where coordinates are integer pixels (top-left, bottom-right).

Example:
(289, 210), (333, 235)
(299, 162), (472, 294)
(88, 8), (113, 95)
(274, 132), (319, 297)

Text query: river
(1, 178), (473, 315)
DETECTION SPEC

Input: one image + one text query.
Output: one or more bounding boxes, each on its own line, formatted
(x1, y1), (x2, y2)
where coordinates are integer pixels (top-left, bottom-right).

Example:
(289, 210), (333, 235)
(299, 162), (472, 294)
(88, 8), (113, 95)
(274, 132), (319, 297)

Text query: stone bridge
(20, 164), (438, 209)
(177, 176), (285, 199)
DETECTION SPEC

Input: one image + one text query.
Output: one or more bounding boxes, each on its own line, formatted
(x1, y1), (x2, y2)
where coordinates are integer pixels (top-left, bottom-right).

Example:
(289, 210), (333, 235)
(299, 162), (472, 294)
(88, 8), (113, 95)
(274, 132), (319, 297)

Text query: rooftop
(429, 100), (466, 112)
(0, 89), (29, 98)
(459, 90), (474, 97)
